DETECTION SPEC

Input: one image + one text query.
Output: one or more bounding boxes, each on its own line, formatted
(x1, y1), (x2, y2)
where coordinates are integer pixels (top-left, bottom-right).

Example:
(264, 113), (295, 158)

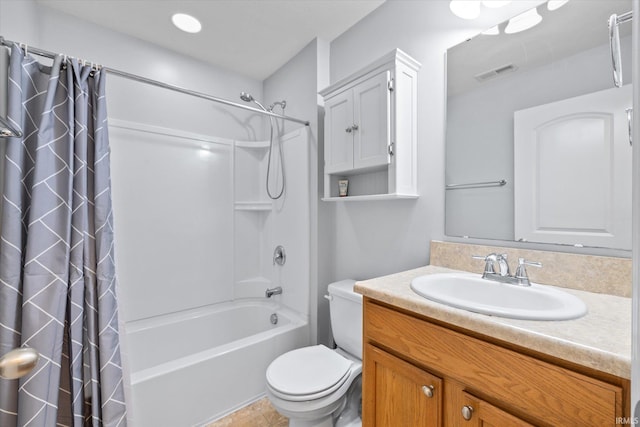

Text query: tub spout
(265, 286), (283, 298)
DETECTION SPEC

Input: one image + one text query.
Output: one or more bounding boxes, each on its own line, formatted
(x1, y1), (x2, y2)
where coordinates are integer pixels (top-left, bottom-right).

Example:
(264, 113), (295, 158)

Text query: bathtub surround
(126, 300), (307, 426)
(109, 121), (311, 424)
(0, 47), (126, 425)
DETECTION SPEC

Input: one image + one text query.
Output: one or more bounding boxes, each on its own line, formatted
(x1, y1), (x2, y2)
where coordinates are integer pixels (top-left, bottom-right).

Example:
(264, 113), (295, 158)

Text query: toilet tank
(328, 280), (362, 360)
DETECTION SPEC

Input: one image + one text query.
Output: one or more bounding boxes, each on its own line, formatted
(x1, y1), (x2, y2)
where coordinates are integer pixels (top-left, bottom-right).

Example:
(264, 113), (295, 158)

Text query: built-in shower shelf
(235, 140), (270, 149)
(234, 202), (272, 211)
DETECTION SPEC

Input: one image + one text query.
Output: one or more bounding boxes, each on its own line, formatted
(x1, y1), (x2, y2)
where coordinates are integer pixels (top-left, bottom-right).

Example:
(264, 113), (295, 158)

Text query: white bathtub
(125, 299), (309, 426)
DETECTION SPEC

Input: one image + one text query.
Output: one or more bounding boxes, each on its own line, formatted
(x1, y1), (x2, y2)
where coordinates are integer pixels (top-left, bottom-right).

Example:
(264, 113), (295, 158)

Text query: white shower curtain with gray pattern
(0, 45), (127, 426)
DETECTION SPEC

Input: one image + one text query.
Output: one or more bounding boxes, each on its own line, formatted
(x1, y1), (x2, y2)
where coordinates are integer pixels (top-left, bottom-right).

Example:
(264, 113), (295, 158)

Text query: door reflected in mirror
(445, 0), (633, 250)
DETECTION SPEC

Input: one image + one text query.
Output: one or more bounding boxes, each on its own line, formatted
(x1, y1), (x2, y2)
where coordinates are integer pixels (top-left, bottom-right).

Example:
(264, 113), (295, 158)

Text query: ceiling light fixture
(547, 0), (569, 11)
(449, 0), (511, 20)
(171, 13), (202, 34)
(482, 1), (512, 8)
(449, 1), (481, 20)
(504, 7), (542, 34)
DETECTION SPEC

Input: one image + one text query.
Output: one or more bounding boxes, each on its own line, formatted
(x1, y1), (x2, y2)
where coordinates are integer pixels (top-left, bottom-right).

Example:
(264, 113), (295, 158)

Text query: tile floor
(206, 397), (288, 427)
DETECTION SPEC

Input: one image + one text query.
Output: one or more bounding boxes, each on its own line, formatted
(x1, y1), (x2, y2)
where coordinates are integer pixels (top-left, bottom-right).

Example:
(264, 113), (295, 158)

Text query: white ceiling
(447, 0), (633, 95)
(38, 0), (386, 81)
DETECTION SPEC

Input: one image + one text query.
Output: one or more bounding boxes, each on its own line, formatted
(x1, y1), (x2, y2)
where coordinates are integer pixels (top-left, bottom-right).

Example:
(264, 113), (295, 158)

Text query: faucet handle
(514, 258), (542, 285)
(273, 245), (286, 266)
(472, 254), (496, 275)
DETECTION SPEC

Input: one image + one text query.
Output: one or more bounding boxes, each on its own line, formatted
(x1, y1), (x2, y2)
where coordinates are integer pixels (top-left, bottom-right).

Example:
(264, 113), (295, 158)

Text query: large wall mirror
(445, 0), (633, 250)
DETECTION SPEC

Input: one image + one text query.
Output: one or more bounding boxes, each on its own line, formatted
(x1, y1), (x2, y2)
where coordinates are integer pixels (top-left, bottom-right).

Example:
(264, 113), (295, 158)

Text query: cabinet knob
(421, 384), (434, 398)
(351, 124), (359, 131)
(345, 127), (353, 133)
(461, 405), (474, 421)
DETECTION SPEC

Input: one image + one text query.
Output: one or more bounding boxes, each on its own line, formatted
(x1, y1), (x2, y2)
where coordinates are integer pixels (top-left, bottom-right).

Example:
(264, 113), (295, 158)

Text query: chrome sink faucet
(472, 254), (541, 286)
(472, 253), (510, 277)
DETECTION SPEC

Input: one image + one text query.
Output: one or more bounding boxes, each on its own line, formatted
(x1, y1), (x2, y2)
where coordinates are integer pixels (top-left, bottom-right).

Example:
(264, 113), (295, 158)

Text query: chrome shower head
(239, 92), (254, 103)
(240, 91), (268, 112)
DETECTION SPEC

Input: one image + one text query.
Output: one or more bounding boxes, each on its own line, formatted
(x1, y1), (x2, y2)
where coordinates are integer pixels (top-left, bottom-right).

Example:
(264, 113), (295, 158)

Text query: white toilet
(266, 280), (362, 427)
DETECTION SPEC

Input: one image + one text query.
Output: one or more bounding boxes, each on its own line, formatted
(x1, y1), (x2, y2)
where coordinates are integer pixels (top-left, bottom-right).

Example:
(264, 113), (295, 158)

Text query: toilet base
(335, 375), (362, 427)
(289, 415), (333, 427)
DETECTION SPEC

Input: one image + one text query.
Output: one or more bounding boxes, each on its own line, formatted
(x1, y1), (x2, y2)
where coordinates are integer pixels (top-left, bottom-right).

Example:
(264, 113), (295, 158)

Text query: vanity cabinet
(320, 49), (420, 200)
(459, 389), (534, 427)
(365, 344), (442, 426)
(362, 298), (629, 426)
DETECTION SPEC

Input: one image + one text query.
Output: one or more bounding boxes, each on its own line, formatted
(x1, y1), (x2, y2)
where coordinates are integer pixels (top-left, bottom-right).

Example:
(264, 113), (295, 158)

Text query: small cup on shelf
(338, 179), (349, 197)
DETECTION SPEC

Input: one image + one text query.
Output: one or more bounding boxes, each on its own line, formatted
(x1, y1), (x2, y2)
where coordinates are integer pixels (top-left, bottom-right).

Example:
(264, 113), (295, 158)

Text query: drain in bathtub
(270, 313), (278, 325)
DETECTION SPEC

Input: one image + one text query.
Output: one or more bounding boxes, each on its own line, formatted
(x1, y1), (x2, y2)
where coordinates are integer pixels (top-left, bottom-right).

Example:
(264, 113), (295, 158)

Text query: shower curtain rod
(0, 36), (310, 127)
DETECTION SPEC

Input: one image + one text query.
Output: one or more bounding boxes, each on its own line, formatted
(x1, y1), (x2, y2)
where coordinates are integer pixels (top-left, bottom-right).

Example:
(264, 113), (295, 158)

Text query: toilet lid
(266, 345), (352, 398)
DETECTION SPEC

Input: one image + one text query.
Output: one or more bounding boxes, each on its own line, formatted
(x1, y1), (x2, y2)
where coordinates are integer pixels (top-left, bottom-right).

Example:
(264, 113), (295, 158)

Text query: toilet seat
(266, 345), (353, 401)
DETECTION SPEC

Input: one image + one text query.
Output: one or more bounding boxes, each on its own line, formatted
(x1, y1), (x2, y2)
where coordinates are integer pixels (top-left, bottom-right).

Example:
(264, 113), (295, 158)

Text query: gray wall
(321, 1), (545, 284)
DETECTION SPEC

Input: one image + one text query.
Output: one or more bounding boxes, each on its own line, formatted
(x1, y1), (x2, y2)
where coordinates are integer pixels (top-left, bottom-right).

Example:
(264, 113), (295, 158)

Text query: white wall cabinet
(320, 49), (420, 201)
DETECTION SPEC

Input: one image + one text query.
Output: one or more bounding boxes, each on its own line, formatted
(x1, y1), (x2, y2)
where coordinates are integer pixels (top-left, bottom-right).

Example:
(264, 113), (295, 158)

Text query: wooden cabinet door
(324, 89), (354, 174)
(353, 71), (391, 171)
(460, 392), (535, 427)
(364, 344), (442, 427)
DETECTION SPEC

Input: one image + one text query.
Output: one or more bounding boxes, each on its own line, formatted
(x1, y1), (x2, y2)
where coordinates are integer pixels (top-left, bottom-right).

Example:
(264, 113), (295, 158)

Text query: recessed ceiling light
(482, 1), (511, 8)
(171, 13), (202, 34)
(449, 0), (510, 20)
(449, 1), (482, 20)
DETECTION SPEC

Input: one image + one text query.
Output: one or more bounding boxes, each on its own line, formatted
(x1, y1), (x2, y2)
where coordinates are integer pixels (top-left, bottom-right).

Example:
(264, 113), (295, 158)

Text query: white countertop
(355, 265), (632, 379)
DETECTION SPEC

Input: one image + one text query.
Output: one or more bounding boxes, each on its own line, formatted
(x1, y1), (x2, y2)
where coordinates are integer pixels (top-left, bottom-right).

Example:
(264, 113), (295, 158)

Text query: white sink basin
(410, 273), (587, 321)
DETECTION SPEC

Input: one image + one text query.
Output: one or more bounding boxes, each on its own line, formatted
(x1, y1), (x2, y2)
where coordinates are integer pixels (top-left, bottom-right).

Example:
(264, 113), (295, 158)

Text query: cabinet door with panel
(324, 89), (354, 174)
(352, 71), (391, 171)
(459, 392), (535, 427)
(363, 344), (442, 427)
(324, 71), (391, 174)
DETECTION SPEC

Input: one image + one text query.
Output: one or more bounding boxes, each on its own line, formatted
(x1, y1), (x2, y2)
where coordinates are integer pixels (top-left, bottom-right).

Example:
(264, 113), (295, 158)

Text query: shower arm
(269, 101), (287, 112)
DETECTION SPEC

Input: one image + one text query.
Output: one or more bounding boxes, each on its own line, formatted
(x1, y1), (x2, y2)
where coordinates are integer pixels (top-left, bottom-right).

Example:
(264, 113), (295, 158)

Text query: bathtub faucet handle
(273, 245), (286, 266)
(265, 286), (283, 298)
